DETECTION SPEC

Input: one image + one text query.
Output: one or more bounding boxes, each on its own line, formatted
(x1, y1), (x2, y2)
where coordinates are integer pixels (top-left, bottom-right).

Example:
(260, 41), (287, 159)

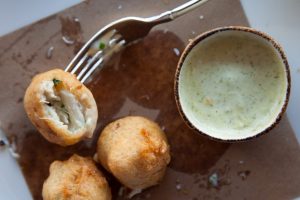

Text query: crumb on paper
(176, 183), (182, 190)
(118, 186), (126, 197)
(238, 170), (251, 181)
(239, 160), (244, 164)
(208, 172), (219, 187)
(199, 15), (204, 20)
(9, 147), (20, 159)
(163, 29), (169, 34)
(175, 178), (182, 191)
(118, 4), (123, 10)
(191, 31), (196, 35)
(173, 48), (180, 56)
(8, 137), (20, 159)
(139, 95), (150, 101)
(46, 46), (54, 59)
(62, 36), (75, 45)
(74, 17), (79, 22)
(128, 188), (142, 199)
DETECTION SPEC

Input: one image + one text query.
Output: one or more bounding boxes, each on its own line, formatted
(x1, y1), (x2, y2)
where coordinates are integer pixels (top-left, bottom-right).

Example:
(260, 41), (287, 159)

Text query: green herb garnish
(99, 42), (106, 50)
(53, 78), (62, 86)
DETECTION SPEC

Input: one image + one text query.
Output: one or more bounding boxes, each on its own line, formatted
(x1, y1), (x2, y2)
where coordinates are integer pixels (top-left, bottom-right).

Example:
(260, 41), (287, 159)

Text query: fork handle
(155, 0), (209, 22)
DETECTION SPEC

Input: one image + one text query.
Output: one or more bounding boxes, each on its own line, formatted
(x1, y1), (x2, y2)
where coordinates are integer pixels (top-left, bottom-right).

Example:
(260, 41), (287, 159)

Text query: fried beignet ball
(42, 154), (111, 200)
(97, 116), (171, 190)
(24, 69), (98, 146)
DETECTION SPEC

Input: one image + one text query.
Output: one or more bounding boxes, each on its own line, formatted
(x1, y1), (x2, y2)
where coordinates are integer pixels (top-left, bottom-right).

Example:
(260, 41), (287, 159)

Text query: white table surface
(240, 0), (300, 144)
(0, 1), (299, 199)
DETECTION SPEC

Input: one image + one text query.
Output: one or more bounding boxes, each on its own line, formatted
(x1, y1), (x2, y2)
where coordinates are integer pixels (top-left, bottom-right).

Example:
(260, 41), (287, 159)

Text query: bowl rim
(174, 26), (291, 142)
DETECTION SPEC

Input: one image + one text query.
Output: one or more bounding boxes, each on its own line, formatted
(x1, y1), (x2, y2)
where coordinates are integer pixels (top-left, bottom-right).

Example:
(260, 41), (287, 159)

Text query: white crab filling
(40, 80), (86, 133)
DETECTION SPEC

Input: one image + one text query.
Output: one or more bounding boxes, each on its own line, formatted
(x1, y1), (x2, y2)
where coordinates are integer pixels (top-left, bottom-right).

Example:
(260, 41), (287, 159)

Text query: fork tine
(108, 34), (122, 46)
(80, 57), (104, 83)
(66, 0), (209, 82)
(65, 53), (86, 73)
(69, 54), (89, 74)
(77, 50), (103, 79)
(67, 29), (116, 73)
(114, 39), (126, 51)
(80, 39), (126, 83)
(65, 29), (116, 73)
(77, 34), (119, 81)
(66, 28), (125, 83)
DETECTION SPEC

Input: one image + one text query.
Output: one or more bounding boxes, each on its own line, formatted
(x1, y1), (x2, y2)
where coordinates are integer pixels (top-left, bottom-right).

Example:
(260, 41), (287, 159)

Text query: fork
(65, 0), (209, 83)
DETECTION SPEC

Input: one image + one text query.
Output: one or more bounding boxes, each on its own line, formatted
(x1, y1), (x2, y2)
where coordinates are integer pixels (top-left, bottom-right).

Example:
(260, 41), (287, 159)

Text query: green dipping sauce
(179, 31), (288, 140)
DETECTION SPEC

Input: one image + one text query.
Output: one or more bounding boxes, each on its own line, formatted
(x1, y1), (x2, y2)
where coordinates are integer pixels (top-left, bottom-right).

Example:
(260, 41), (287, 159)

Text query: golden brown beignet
(24, 69), (98, 146)
(97, 116), (171, 190)
(42, 154), (111, 200)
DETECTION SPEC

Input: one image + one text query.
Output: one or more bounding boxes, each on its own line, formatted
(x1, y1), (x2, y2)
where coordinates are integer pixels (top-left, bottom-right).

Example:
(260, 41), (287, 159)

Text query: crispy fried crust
(42, 154), (111, 200)
(24, 69), (98, 146)
(97, 116), (171, 190)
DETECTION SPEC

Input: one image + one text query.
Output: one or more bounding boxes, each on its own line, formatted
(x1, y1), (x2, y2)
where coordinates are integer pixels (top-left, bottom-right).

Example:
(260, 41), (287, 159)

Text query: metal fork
(65, 0), (209, 83)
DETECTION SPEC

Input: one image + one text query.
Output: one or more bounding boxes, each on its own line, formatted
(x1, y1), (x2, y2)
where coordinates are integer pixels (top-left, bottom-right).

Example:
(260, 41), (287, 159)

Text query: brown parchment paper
(0, 0), (300, 200)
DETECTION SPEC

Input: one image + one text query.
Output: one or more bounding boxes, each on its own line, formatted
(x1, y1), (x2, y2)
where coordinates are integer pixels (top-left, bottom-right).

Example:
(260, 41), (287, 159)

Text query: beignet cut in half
(43, 154), (111, 200)
(97, 116), (171, 190)
(24, 69), (98, 146)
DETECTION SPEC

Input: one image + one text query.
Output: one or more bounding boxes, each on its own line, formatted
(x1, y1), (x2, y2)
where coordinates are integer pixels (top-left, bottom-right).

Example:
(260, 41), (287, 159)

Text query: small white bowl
(174, 26), (291, 142)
